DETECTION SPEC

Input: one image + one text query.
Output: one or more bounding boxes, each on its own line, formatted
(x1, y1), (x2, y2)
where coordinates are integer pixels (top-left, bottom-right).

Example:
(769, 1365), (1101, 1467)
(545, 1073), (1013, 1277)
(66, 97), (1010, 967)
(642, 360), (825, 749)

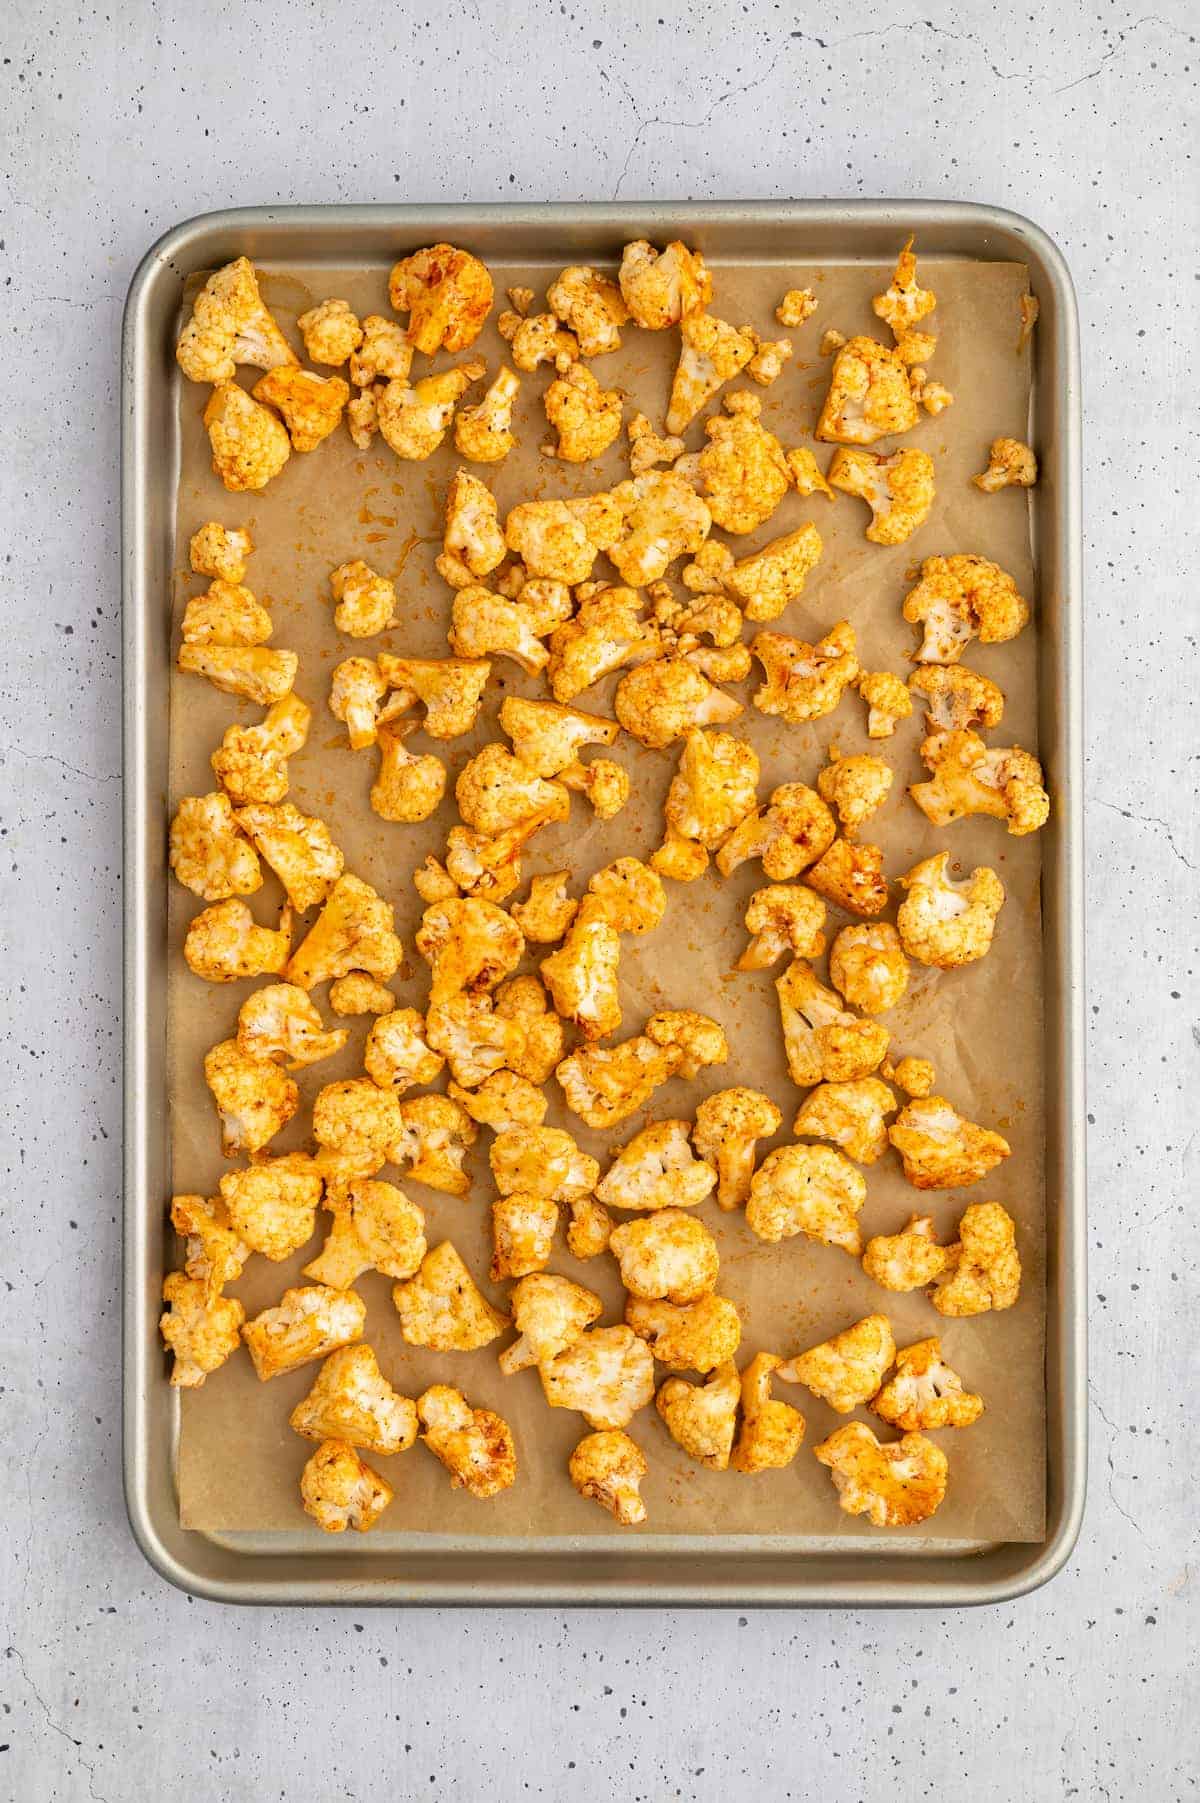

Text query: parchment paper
(167, 250), (1045, 1543)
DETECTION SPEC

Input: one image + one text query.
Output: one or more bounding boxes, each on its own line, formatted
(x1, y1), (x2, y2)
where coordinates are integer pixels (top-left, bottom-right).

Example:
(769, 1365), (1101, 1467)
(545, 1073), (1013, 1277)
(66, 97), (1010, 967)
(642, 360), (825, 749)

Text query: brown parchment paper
(167, 251), (1045, 1543)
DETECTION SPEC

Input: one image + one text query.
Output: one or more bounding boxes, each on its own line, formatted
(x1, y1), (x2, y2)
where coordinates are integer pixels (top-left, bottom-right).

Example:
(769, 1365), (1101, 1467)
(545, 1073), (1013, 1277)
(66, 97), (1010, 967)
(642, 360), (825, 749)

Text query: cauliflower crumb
(236, 982), (348, 1070)
(286, 873), (403, 991)
(290, 1344), (417, 1456)
(793, 1076), (898, 1165)
(778, 1313), (895, 1413)
(242, 1284), (366, 1382)
(303, 1178), (427, 1289)
(345, 375), (377, 443)
(745, 1142), (867, 1252)
(804, 837), (890, 919)
(747, 335), (793, 385)
(828, 922), (909, 1015)
(861, 1213), (951, 1293)
(169, 791), (261, 901)
(544, 363), (623, 462)
(730, 1353), (806, 1473)
(540, 1326), (655, 1429)
(751, 620), (858, 724)
(184, 897), (292, 984)
(911, 729), (1050, 836)
(888, 1097), (1011, 1190)
(418, 1385), (517, 1499)
(974, 436), (1038, 492)
(854, 669), (914, 740)
(297, 298), (363, 367)
(619, 239), (712, 330)
(392, 1241), (506, 1350)
(717, 783), (836, 883)
(569, 1430), (648, 1526)
(819, 328), (846, 356)
(692, 1087), (783, 1212)
(903, 553), (1030, 664)
(776, 288), (818, 329)
(814, 1421), (948, 1527)
(211, 692), (310, 805)
(896, 851), (1005, 969)
(627, 410), (685, 476)
(910, 370), (954, 414)
(656, 1361), (740, 1470)
(252, 366), (349, 453)
(624, 1294), (742, 1374)
(872, 1337), (984, 1432)
(160, 1272), (244, 1388)
(816, 336), (919, 444)
(189, 521), (253, 584)
(931, 1201), (1021, 1316)
(828, 446), (935, 545)
(547, 265), (629, 357)
(389, 243), (493, 354)
(666, 313), (758, 435)
(176, 257), (297, 384)
(609, 1208), (720, 1303)
(499, 1273), (603, 1374)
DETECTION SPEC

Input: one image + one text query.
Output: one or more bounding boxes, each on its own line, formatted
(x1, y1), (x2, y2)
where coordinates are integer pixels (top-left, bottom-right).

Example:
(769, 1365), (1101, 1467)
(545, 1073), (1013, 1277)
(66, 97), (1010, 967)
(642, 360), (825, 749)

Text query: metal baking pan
(122, 200), (1085, 1606)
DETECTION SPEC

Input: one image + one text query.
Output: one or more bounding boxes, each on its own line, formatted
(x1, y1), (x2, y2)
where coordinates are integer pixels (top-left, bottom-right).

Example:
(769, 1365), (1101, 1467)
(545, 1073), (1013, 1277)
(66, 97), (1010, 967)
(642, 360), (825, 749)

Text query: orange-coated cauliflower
(729, 1353), (807, 1473)
(392, 1240), (506, 1350)
(543, 363), (623, 462)
(568, 1195), (613, 1259)
(793, 1077), (898, 1165)
(896, 851), (1005, 969)
(242, 1283), (366, 1382)
(816, 334), (919, 444)
(169, 792), (261, 901)
(828, 922), (909, 1015)
(202, 380), (291, 493)
(909, 664), (1005, 733)
(974, 436), (1038, 492)
(545, 585), (659, 699)
(625, 1294), (742, 1374)
(747, 335), (793, 385)
(606, 471), (712, 586)
(903, 553), (1030, 663)
(541, 1327), (655, 1429)
(312, 1077), (403, 1179)
(455, 743), (569, 836)
(561, 755), (631, 820)
(885, 1055), (936, 1098)
(417, 1384), (517, 1498)
(425, 991), (519, 1088)
(828, 446), (935, 546)
(348, 314), (413, 387)
(717, 783), (836, 883)
(666, 312), (758, 435)
(804, 838), (889, 919)
(540, 906), (622, 1040)
(555, 1034), (682, 1130)
(855, 669), (914, 740)
(329, 972), (395, 1016)
(212, 691), (310, 805)
(745, 1143), (866, 1252)
(376, 653), (491, 740)
(643, 1008), (728, 1080)
(619, 238), (712, 330)
(817, 754), (893, 836)
(436, 469), (507, 586)
(252, 366), (348, 453)
(303, 1178), (427, 1288)
(218, 1156), (323, 1261)
(751, 620), (858, 724)
(233, 801), (343, 911)
(363, 1006), (444, 1093)
(300, 1439), (393, 1533)
(489, 1192), (559, 1280)
(453, 365), (521, 463)
(861, 1213), (951, 1293)
(499, 1273), (603, 1374)
(582, 858), (667, 936)
(286, 873), (402, 990)
(889, 1097), (1010, 1190)
(505, 493), (624, 586)
(675, 391), (790, 536)
(344, 386), (378, 447)
(179, 578), (272, 648)
(777, 288), (818, 329)
(189, 521), (253, 584)
(651, 728), (759, 880)
(296, 298), (362, 366)
(377, 359), (485, 460)
(814, 1421), (948, 1526)
(546, 264), (629, 356)
(169, 1193), (250, 1301)
(656, 1360), (740, 1469)
(778, 1314), (895, 1413)
(569, 1430), (648, 1526)
(736, 884), (826, 971)
(389, 243), (493, 354)
(911, 729), (1050, 836)
(176, 257), (297, 383)
(774, 959), (889, 1087)
(498, 308), (580, 373)
(615, 655), (742, 750)
(389, 1094), (476, 1196)
(872, 237), (937, 355)
(183, 897), (292, 984)
(489, 1124), (599, 1203)
(931, 1200), (1021, 1316)
(498, 694), (618, 775)
(610, 1208), (719, 1303)
(235, 982), (348, 1069)
(160, 1273), (244, 1389)
(627, 410), (685, 476)
(370, 722), (447, 825)
(177, 642), (298, 705)
(415, 895), (523, 1004)
(450, 1068), (547, 1135)
(721, 524), (824, 623)
(493, 974), (565, 1086)
(691, 1088), (782, 1212)
(290, 1344), (417, 1456)
(872, 1337), (984, 1432)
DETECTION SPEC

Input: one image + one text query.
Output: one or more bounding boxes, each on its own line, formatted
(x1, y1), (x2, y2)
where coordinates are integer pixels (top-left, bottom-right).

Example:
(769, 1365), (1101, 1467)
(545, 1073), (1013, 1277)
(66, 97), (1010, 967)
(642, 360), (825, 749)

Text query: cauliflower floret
(329, 972), (395, 1016)
(745, 1142), (867, 1252)
(776, 288), (818, 328)
(176, 257), (297, 383)
(312, 1076), (403, 1178)
(212, 692), (310, 805)
(392, 1240), (506, 1350)
(775, 959), (890, 1087)
(498, 696), (618, 777)
(546, 264), (629, 356)
(184, 897), (292, 984)
(653, 730), (760, 881)
(425, 991), (520, 1087)
(490, 1124), (599, 1204)
(861, 1213), (951, 1292)
(594, 1117), (713, 1218)
(236, 982), (349, 1069)
(896, 851), (1005, 969)
(816, 335), (919, 445)
(189, 522), (253, 584)
(453, 365), (520, 463)
(169, 792), (261, 901)
(160, 1272), (245, 1388)
(450, 1068), (547, 1134)
(296, 297), (363, 366)
(437, 469), (507, 586)
(290, 1344), (418, 1455)
(619, 239), (712, 330)
(815, 1421), (948, 1526)
(242, 1283), (366, 1381)
(737, 885), (826, 972)
(490, 1191), (558, 1280)
(625, 1294), (741, 1374)
(903, 553), (1030, 663)
(777, 1314), (895, 1414)
(974, 435), (1038, 492)
(656, 1361), (740, 1469)
(370, 722), (447, 825)
(346, 383), (378, 449)
(177, 643), (298, 705)
(454, 743), (569, 836)
(888, 1096), (1011, 1190)
(931, 1201), (1022, 1316)
(804, 838), (889, 918)
(561, 756), (631, 820)
(717, 783), (837, 882)
(390, 1094), (477, 1196)
(565, 1194), (613, 1259)
(492, 974), (565, 1086)
(692, 1088), (782, 1214)
(300, 1439), (393, 1534)
(389, 243), (493, 354)
(233, 801), (343, 911)
(540, 1326), (655, 1429)
(854, 669), (914, 740)
(610, 1209), (719, 1303)
(817, 754), (893, 837)
(327, 558), (396, 638)
(872, 1337), (984, 1432)
(750, 620), (858, 724)
(909, 664), (1005, 733)
(416, 895), (524, 1004)
(747, 336), (793, 386)
(828, 922), (909, 1016)
(819, 328), (847, 356)
(827, 446), (935, 546)
(180, 579), (272, 648)
(615, 656), (742, 750)
(569, 1430), (647, 1526)
(303, 1178), (427, 1288)
(910, 370), (953, 415)
(666, 312), (758, 435)
(794, 1077), (898, 1165)
(911, 729), (1050, 836)
(286, 873), (402, 990)
(348, 314), (414, 387)
(642, 1009), (728, 1081)
(627, 410), (685, 476)
(885, 1055), (936, 1098)
(252, 366), (348, 453)
(498, 309), (581, 373)
(555, 1034), (682, 1130)
(541, 907), (622, 1040)
(675, 392), (791, 536)
(377, 359), (486, 461)
(720, 524), (823, 623)
(417, 1385), (517, 1498)
(784, 445), (835, 500)
(729, 1353), (807, 1473)
(218, 1155), (323, 1260)
(169, 1193), (250, 1300)
(363, 1006), (444, 1093)
(872, 237), (936, 346)
(545, 585), (659, 699)
(202, 381), (292, 492)
(510, 873), (577, 947)
(505, 493), (624, 586)
(605, 470), (712, 586)
(376, 653), (491, 740)
(578, 858), (665, 939)
(543, 363), (623, 462)
(499, 1273), (603, 1374)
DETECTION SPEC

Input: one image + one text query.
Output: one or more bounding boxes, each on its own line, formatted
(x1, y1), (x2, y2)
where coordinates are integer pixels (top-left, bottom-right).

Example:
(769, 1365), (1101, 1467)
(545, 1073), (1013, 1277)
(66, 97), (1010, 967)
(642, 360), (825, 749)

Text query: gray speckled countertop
(1, 2), (1196, 1797)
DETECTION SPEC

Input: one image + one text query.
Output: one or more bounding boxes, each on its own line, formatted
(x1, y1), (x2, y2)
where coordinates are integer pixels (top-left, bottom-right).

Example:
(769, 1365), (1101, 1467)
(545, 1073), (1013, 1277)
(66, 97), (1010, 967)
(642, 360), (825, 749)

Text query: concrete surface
(1, 1), (1197, 1797)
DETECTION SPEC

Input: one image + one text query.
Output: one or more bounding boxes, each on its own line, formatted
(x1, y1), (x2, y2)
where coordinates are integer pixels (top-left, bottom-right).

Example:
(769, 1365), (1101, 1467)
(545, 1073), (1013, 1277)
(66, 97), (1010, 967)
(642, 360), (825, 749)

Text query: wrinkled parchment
(167, 251), (1045, 1544)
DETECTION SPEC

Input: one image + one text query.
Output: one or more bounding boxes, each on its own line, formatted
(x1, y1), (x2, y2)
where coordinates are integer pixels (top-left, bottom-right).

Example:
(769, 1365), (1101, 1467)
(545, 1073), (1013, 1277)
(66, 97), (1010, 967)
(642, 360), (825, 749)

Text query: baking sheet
(167, 252), (1045, 1542)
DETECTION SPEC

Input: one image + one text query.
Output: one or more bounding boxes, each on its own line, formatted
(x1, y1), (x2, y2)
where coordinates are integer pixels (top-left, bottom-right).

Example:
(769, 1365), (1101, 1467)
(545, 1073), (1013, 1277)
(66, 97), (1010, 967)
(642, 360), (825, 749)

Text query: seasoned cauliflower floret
(177, 642), (298, 705)
(626, 1294), (742, 1375)
(180, 578), (272, 648)
(545, 585), (658, 700)
(541, 1326), (655, 1429)
(169, 1193), (251, 1300)
(819, 328), (847, 356)
(828, 922), (909, 1015)
(505, 494), (624, 586)
(911, 729), (1050, 836)
(377, 359), (486, 461)
(390, 1094), (477, 1196)
(861, 1213), (951, 1292)
(737, 884), (827, 971)
(555, 1034), (682, 1130)
(778, 1313), (895, 1414)
(627, 410), (685, 476)
(619, 238), (712, 330)
(297, 298), (363, 366)
(211, 692), (310, 805)
(828, 446), (934, 546)
(389, 243), (493, 354)
(903, 553), (1030, 664)
(606, 470), (712, 586)
(774, 959), (890, 1087)
(328, 559), (396, 638)
(817, 753), (893, 836)
(490, 1124), (599, 1202)
(656, 1361), (740, 1470)
(498, 695), (618, 776)
(666, 312), (758, 435)
(499, 1273), (603, 1374)
(455, 742), (569, 835)
(349, 314), (414, 387)
(544, 363), (623, 462)
(794, 1077), (897, 1165)
(328, 972), (395, 1016)
(610, 1208), (719, 1303)
(370, 722), (447, 825)
(312, 1077), (403, 1179)
(896, 851), (1005, 969)
(303, 1179), (427, 1288)
(493, 974), (566, 1085)
(776, 288), (818, 328)
(364, 1006), (444, 1093)
(974, 436), (1038, 492)
(202, 381), (291, 492)
(160, 1273), (245, 1389)
(814, 1422), (948, 1527)
(730, 1353), (807, 1474)
(816, 335), (919, 444)
(377, 653), (491, 740)
(909, 664), (1005, 733)
(751, 620), (858, 724)
(290, 1344), (417, 1456)
(885, 1055), (936, 1098)
(746, 1142), (866, 1252)
(236, 982), (348, 1069)
(643, 1008), (728, 1080)
(546, 264), (629, 356)
(615, 656), (742, 750)
(417, 1384), (517, 1499)
(498, 309), (580, 373)
(425, 991), (519, 1088)
(286, 873), (402, 990)
(242, 1284), (366, 1381)
(721, 524), (824, 623)
(872, 237), (937, 349)
(218, 1156), (323, 1261)
(747, 335), (793, 385)
(252, 366), (348, 453)
(415, 895), (524, 1004)
(450, 1068), (548, 1135)
(561, 755), (630, 819)
(804, 837), (889, 919)
(300, 1439), (393, 1534)
(454, 365), (520, 463)
(675, 391), (791, 537)
(872, 1337), (984, 1432)
(582, 851), (668, 935)
(931, 1200), (1021, 1316)
(392, 1241), (506, 1350)
(184, 897), (292, 984)
(169, 792), (261, 901)
(692, 1088), (782, 1214)
(345, 377), (378, 445)
(540, 906), (622, 1040)
(234, 801), (343, 911)
(910, 369), (953, 414)
(567, 1194), (614, 1260)
(437, 469), (507, 586)
(569, 1430), (648, 1526)
(511, 877), (577, 947)
(889, 1097), (1011, 1190)
(489, 1191), (558, 1280)
(855, 669), (914, 740)
(651, 728), (760, 881)
(717, 783), (836, 883)
(176, 256), (297, 383)
(189, 521), (253, 584)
